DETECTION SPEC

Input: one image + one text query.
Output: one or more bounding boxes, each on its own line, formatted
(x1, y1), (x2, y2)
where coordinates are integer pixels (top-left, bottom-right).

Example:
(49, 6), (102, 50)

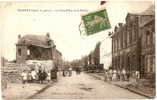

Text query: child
(21, 70), (27, 84)
(47, 71), (51, 82)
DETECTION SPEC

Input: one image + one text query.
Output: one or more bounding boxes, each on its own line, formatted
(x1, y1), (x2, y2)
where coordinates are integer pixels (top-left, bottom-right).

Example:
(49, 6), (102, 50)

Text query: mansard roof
(126, 5), (155, 20)
(17, 34), (55, 48)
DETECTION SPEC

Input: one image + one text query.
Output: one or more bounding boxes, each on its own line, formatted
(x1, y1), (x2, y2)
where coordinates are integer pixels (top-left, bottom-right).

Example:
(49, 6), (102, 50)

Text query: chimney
(114, 26), (118, 32)
(46, 32), (50, 38)
(108, 32), (113, 36)
(118, 23), (123, 27)
(18, 34), (21, 39)
(100, 1), (106, 5)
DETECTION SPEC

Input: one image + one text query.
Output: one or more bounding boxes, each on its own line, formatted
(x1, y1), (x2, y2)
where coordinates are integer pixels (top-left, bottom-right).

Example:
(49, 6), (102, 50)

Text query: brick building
(139, 7), (155, 78)
(111, 6), (155, 79)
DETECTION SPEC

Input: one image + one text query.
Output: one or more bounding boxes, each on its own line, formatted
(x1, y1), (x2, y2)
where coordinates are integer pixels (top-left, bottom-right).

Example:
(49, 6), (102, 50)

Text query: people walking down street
(109, 69), (113, 81)
(21, 70), (27, 84)
(76, 67), (81, 75)
(69, 67), (72, 77)
(63, 69), (66, 77)
(79, 67), (82, 74)
(63, 67), (67, 77)
(75, 67), (78, 75)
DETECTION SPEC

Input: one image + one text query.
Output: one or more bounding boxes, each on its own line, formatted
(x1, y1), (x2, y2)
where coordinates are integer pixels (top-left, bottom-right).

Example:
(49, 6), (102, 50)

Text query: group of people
(62, 67), (82, 77)
(63, 67), (72, 77)
(75, 67), (81, 75)
(103, 69), (140, 82)
(21, 68), (57, 84)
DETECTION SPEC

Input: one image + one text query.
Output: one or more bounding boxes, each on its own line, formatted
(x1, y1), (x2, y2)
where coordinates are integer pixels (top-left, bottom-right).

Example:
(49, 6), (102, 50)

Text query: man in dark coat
(51, 66), (58, 80)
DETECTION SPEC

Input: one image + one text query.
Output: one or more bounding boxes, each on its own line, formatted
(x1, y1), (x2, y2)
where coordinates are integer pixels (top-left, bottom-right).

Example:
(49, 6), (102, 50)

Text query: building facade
(111, 15), (140, 77)
(53, 48), (63, 70)
(111, 6), (155, 79)
(139, 12), (155, 78)
(86, 42), (103, 71)
(16, 33), (62, 64)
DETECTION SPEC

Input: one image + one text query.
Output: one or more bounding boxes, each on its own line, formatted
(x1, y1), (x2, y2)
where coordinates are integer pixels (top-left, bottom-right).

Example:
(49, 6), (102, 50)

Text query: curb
(115, 84), (155, 99)
(113, 84), (154, 99)
(89, 73), (154, 99)
(126, 86), (155, 99)
(27, 81), (54, 99)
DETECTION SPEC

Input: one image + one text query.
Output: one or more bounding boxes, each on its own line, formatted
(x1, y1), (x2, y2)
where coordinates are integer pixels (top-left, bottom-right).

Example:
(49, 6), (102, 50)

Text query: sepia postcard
(0, 1), (155, 99)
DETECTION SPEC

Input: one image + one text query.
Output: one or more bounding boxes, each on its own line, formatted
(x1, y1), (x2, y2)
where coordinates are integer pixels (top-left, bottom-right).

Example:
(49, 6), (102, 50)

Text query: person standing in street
(21, 70), (27, 84)
(69, 67), (72, 76)
(47, 70), (51, 82)
(109, 69), (113, 81)
(103, 70), (108, 81)
(135, 70), (140, 82)
(28, 71), (32, 83)
(31, 69), (37, 83)
(51, 66), (58, 80)
(63, 68), (66, 77)
(38, 68), (43, 84)
(117, 69), (121, 81)
(122, 69), (126, 81)
(112, 69), (117, 81)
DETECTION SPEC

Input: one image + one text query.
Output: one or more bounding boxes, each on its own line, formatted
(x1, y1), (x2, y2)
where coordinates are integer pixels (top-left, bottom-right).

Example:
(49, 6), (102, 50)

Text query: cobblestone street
(31, 72), (147, 99)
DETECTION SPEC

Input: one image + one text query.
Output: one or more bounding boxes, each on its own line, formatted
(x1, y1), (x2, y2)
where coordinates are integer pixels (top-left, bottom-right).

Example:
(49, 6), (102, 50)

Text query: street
(31, 72), (146, 99)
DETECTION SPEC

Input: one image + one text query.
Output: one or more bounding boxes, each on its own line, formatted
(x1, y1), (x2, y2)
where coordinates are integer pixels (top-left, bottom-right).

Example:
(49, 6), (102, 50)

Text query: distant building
(87, 42), (103, 71)
(16, 33), (62, 64)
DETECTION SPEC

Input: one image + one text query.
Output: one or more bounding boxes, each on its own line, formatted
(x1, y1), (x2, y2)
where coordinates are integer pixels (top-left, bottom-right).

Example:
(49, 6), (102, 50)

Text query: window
(127, 28), (130, 45)
(129, 26), (132, 43)
(132, 24), (135, 41)
(18, 48), (21, 56)
(146, 31), (150, 46)
(153, 32), (155, 45)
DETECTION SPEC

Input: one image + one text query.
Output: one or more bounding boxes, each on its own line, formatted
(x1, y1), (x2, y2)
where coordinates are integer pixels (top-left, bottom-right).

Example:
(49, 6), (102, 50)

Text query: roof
(17, 34), (55, 48)
(55, 48), (62, 56)
(139, 5), (155, 15)
(126, 5), (155, 18)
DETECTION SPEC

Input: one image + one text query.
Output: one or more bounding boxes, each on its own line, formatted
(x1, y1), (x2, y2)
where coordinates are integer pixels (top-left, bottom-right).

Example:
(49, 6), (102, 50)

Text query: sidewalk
(89, 73), (155, 99)
(2, 82), (51, 100)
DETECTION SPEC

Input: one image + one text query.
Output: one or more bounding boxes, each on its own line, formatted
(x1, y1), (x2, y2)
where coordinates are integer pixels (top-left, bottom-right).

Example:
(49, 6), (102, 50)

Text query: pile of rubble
(1, 63), (30, 83)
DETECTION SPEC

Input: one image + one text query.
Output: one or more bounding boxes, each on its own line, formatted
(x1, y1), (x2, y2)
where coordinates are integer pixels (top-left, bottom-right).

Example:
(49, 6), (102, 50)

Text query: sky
(0, 1), (154, 64)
